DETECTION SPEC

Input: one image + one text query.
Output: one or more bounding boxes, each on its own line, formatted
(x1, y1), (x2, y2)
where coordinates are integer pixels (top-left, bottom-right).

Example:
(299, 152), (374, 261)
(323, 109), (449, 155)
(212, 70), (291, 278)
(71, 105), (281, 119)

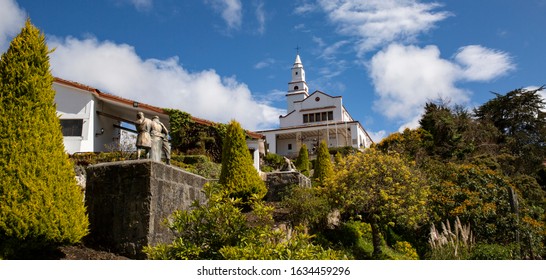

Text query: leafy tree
(0, 20), (88, 258)
(474, 87), (546, 176)
(313, 140), (334, 185)
(326, 149), (429, 257)
(165, 108), (226, 162)
(219, 120), (266, 205)
(427, 163), (522, 244)
(294, 144), (310, 176)
(376, 128), (433, 163)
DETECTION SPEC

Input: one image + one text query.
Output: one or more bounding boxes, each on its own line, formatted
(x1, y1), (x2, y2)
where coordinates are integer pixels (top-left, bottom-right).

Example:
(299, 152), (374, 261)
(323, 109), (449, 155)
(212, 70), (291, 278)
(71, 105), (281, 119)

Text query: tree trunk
(371, 221), (383, 258)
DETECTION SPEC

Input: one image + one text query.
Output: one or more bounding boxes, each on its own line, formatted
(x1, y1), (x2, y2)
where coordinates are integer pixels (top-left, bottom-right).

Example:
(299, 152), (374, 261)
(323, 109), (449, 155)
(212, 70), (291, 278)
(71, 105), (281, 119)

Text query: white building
(257, 54), (373, 157)
(54, 77), (170, 155)
(54, 77), (264, 170)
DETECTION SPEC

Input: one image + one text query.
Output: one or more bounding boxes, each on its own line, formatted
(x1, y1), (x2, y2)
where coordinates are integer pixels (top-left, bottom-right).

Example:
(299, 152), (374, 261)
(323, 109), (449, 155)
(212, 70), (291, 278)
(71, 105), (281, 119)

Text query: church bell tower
(286, 53), (309, 112)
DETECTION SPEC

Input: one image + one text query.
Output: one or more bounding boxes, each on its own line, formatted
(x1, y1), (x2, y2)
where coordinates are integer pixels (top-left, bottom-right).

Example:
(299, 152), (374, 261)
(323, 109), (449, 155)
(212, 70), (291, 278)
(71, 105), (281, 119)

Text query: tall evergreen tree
(313, 140), (334, 185)
(0, 20), (88, 258)
(294, 144), (310, 177)
(474, 87), (546, 175)
(219, 120), (266, 205)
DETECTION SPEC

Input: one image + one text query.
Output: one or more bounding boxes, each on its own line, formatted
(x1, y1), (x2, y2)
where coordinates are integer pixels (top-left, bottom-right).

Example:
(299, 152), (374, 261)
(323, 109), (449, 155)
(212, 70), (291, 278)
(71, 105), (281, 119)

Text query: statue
(135, 112), (152, 159)
(150, 116), (171, 164)
(280, 157), (296, 171)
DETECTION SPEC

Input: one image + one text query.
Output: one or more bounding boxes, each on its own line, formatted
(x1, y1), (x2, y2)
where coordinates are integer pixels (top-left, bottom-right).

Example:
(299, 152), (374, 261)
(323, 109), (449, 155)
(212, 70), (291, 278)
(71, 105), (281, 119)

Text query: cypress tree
(219, 120), (266, 205)
(313, 140), (334, 185)
(0, 20), (88, 258)
(295, 144), (310, 177)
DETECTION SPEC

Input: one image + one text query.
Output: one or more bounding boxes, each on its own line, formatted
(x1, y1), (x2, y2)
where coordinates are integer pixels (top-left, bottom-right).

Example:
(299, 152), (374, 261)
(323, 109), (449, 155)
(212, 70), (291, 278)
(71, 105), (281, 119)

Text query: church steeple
(288, 54), (308, 95)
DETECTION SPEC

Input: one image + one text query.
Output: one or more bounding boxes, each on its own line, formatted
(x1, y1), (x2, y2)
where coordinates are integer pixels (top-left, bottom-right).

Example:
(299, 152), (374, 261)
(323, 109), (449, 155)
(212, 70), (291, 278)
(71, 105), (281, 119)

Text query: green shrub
(145, 183), (248, 260)
(470, 243), (519, 260)
(392, 241), (419, 260)
(328, 146), (359, 156)
(219, 120), (266, 206)
(313, 141), (334, 185)
(0, 20), (88, 258)
(146, 183), (346, 260)
(281, 186), (330, 228)
(294, 144), (310, 176)
(262, 153), (285, 171)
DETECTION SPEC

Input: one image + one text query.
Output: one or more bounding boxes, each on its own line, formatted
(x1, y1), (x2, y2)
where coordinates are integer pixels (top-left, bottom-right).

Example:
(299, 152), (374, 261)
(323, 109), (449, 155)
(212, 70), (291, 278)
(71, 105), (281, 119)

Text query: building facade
(54, 77), (264, 170)
(257, 54), (373, 157)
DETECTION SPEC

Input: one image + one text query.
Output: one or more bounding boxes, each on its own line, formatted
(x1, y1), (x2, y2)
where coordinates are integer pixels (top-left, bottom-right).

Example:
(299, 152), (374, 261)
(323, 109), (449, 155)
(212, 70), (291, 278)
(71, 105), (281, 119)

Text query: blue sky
(1, 0), (545, 141)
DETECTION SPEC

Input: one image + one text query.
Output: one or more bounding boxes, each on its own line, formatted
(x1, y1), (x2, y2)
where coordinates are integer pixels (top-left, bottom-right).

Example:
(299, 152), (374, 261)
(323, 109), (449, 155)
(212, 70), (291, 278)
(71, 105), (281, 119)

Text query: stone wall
(264, 171), (311, 201)
(85, 160), (209, 259)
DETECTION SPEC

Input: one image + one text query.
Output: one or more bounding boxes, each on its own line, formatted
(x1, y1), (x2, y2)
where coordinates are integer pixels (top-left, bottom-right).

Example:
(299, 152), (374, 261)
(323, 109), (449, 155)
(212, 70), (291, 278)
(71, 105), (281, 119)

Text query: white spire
(286, 53), (309, 111)
(294, 54), (302, 65)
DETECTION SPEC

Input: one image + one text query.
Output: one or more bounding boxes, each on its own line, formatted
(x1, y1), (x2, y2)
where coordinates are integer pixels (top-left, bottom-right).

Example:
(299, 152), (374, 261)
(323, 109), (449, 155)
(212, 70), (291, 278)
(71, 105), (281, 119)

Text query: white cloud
(127, 0), (153, 11)
(319, 40), (349, 60)
(254, 58), (275, 69)
(317, 0), (450, 55)
(370, 44), (464, 122)
(369, 43), (515, 131)
(0, 0), (26, 53)
(48, 36), (283, 130)
(367, 130), (387, 143)
(455, 45), (515, 81)
(205, 0), (243, 30)
(255, 1), (266, 34)
(294, 1), (317, 14)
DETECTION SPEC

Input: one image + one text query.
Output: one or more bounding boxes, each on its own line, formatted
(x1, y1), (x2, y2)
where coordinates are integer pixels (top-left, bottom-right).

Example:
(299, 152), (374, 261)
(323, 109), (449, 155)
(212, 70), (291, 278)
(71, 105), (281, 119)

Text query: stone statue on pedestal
(135, 112), (152, 159)
(150, 116), (171, 164)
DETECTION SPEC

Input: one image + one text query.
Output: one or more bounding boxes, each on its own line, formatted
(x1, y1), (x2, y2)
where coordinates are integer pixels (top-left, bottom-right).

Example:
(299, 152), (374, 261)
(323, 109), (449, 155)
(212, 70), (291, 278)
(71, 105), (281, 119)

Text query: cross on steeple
(295, 45), (300, 55)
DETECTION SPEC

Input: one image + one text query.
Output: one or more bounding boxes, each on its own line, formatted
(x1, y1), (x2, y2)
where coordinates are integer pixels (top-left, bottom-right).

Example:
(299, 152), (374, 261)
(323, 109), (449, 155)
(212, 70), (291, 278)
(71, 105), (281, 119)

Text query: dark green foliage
(470, 243), (520, 260)
(0, 20), (88, 258)
(164, 108), (227, 162)
(146, 183), (346, 260)
(145, 183), (248, 260)
(169, 154), (221, 179)
(312, 140), (334, 185)
(376, 128), (433, 163)
(328, 146), (360, 156)
(474, 87), (546, 176)
(261, 152), (284, 172)
(427, 163), (518, 243)
(219, 120), (266, 205)
(294, 144), (310, 176)
(281, 186), (330, 228)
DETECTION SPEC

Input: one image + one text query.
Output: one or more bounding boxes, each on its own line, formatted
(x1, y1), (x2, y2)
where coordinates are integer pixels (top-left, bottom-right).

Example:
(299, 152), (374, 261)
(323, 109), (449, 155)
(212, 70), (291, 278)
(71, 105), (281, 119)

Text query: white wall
(280, 91), (343, 128)
(54, 83), (95, 154)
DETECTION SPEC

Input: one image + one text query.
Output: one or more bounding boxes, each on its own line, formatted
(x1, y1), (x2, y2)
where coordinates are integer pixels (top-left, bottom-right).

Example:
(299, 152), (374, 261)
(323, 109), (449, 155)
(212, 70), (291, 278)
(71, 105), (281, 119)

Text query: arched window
(294, 86), (299, 90)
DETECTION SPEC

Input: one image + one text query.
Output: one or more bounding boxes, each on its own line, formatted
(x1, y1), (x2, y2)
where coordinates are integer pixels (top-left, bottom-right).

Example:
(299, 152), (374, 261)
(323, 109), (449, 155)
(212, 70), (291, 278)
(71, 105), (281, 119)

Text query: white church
(257, 54), (373, 157)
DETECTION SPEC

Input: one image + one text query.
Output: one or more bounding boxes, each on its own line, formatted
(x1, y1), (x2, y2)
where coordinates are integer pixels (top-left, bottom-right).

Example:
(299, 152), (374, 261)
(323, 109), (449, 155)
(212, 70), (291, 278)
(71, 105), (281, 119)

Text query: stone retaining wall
(85, 160), (209, 259)
(264, 171), (311, 201)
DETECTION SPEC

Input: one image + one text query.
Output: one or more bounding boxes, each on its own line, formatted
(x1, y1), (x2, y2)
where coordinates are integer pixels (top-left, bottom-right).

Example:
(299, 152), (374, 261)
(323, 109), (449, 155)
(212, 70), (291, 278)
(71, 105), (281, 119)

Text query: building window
(294, 86), (299, 90)
(295, 72), (298, 75)
(60, 119), (83, 136)
(302, 111), (334, 124)
(288, 144), (292, 150)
